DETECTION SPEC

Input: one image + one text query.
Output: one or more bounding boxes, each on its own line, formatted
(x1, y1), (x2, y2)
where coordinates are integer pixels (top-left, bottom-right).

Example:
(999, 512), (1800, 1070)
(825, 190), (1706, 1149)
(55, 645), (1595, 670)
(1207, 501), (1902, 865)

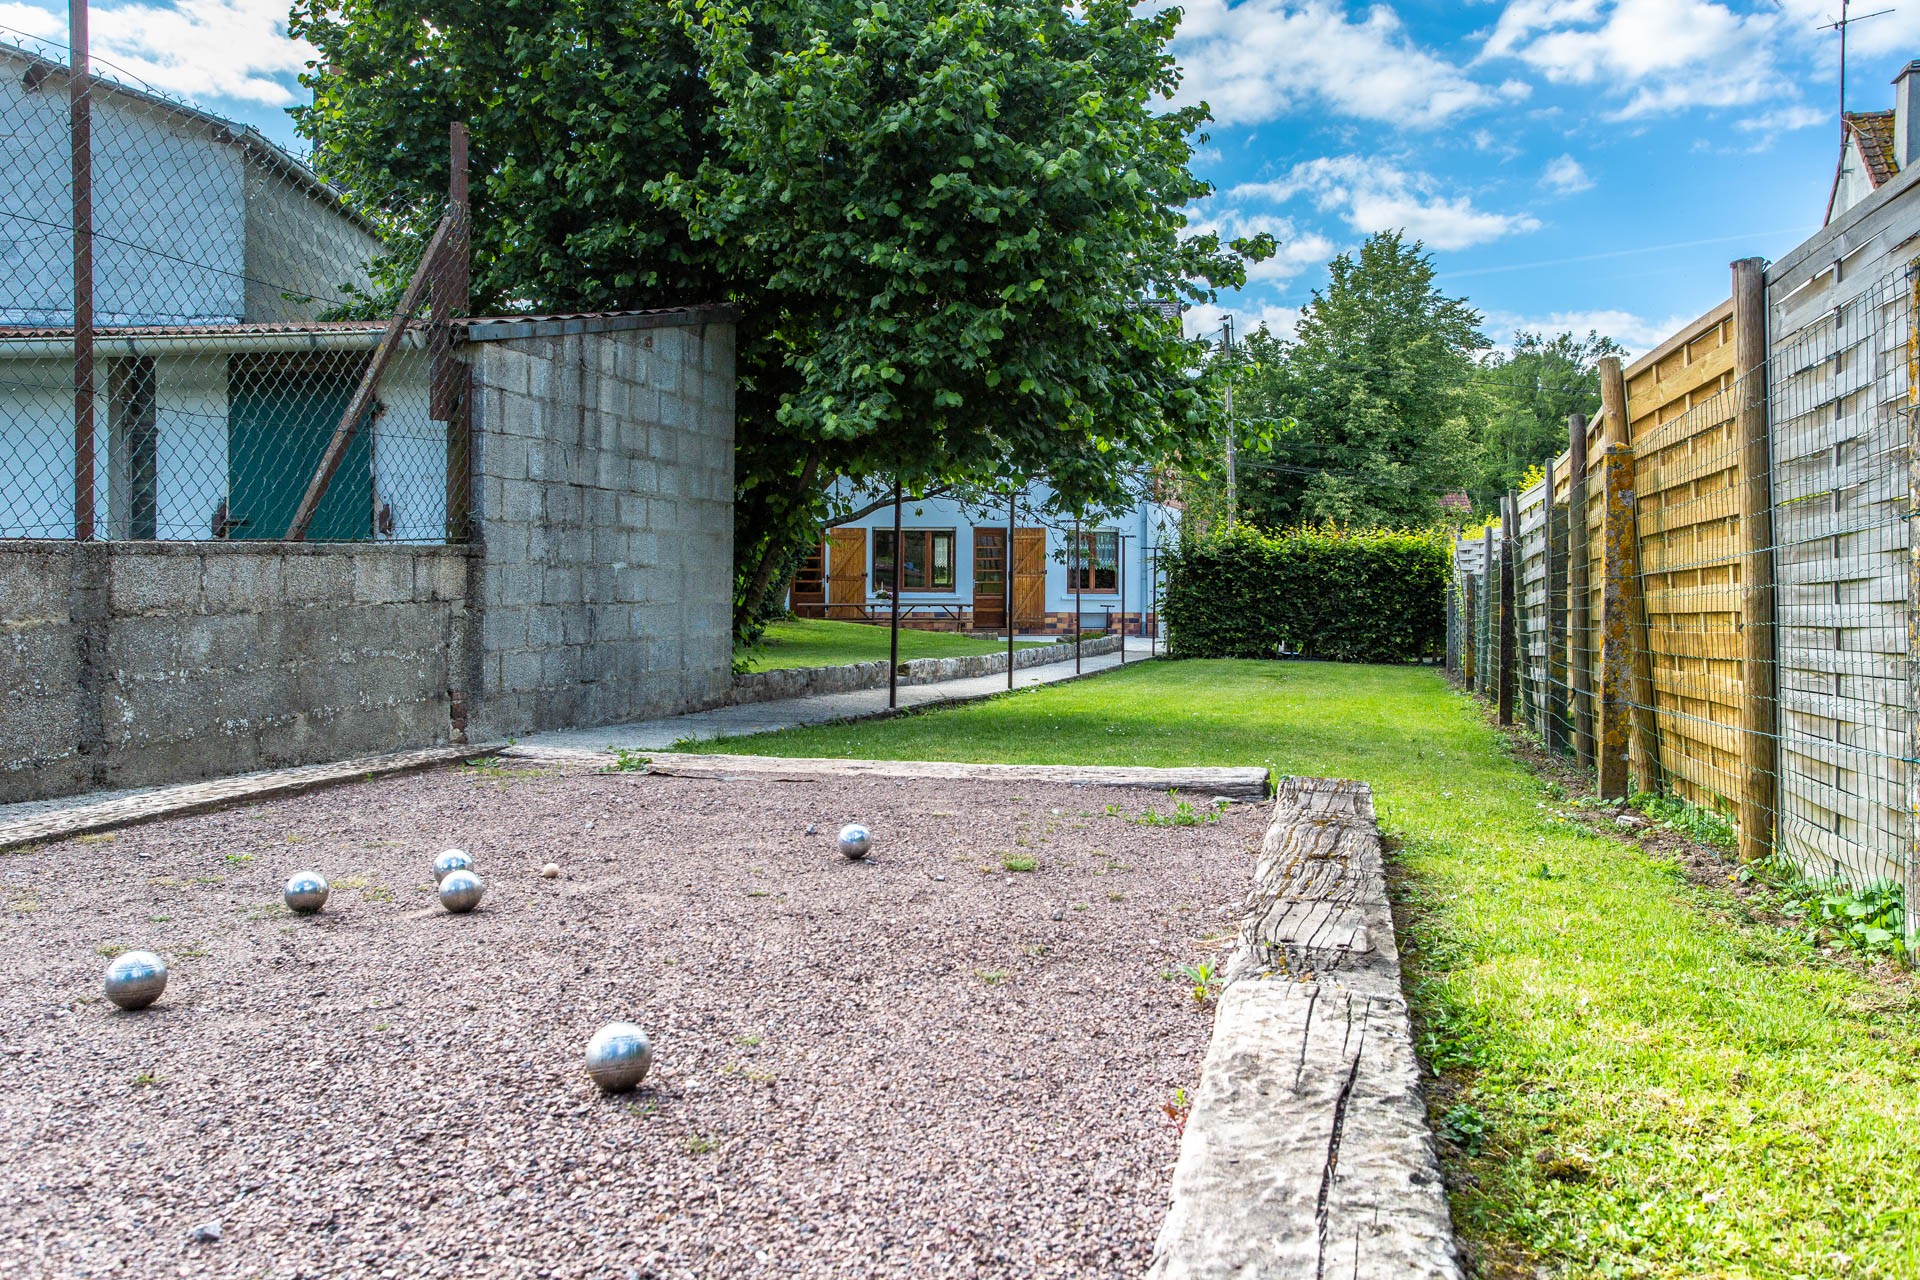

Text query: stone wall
(728, 634), (1123, 706)
(464, 313), (735, 737)
(1, 541), (469, 803)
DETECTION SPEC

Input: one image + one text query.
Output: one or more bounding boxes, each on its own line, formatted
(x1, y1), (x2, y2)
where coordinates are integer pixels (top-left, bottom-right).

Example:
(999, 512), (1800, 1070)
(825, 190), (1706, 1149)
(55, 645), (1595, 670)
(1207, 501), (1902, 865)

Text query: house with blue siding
(792, 479), (1176, 637)
(0, 43), (445, 542)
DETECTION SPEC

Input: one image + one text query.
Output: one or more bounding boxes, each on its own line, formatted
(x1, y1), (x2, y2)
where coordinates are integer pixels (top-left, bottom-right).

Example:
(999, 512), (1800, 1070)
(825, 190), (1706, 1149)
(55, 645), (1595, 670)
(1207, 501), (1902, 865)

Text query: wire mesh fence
(0, 36), (464, 544)
(1445, 258), (1920, 950)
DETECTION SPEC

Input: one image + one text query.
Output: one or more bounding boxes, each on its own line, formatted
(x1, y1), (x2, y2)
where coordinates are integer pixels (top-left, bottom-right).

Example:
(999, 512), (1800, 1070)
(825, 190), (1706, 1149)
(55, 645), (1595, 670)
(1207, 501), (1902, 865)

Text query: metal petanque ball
(837, 823), (872, 861)
(438, 868), (485, 914)
(103, 950), (168, 1011)
(283, 870), (330, 915)
(433, 849), (474, 883)
(584, 1021), (653, 1093)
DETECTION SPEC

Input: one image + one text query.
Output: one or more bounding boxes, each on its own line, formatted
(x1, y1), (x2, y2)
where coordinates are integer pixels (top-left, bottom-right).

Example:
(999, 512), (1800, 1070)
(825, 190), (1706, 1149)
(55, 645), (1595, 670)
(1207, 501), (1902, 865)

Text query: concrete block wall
(0, 541), (470, 803)
(466, 315), (735, 736)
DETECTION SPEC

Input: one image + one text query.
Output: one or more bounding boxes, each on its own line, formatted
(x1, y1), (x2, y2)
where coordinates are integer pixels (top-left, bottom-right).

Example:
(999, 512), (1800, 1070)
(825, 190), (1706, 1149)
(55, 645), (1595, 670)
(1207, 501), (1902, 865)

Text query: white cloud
(1189, 209), (1337, 283)
(1540, 153), (1593, 194)
(1233, 156), (1543, 251)
(1186, 300), (1305, 344)
(1166, 0), (1499, 129)
(0, 0), (310, 105)
(1483, 306), (1699, 355)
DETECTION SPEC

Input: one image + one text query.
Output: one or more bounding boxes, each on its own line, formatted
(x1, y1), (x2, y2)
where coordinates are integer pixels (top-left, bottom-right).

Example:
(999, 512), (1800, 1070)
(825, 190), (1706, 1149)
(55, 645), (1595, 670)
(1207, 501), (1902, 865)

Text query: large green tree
(1465, 330), (1623, 509)
(1230, 231), (1483, 529)
(287, 0), (1262, 632)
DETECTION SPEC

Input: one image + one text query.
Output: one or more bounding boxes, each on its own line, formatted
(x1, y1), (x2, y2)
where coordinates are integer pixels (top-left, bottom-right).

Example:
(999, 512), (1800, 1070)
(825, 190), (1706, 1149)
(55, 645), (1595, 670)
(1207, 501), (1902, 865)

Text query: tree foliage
(287, 0), (1263, 633)
(1465, 330), (1623, 509)
(1227, 232), (1484, 530)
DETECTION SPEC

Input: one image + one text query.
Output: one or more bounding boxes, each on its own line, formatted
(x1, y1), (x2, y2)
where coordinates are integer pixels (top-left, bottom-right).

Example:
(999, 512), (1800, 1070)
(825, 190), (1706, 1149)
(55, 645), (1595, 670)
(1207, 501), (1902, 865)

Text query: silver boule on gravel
(102, 950), (169, 1011)
(837, 823), (872, 860)
(283, 870), (330, 915)
(584, 1021), (653, 1092)
(438, 868), (485, 913)
(433, 849), (474, 883)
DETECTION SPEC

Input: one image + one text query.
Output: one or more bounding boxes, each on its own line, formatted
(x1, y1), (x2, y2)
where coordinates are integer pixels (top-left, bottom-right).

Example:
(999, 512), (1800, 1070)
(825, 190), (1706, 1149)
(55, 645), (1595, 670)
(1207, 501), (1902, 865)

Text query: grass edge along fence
(1448, 240), (1920, 955)
(1162, 524), (1449, 664)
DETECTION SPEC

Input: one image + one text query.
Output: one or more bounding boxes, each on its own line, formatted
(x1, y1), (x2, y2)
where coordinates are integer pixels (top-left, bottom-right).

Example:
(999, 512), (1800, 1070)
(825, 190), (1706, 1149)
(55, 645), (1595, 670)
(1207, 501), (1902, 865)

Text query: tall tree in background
(288, 0), (1265, 634)
(1233, 232), (1483, 529)
(1466, 330), (1623, 509)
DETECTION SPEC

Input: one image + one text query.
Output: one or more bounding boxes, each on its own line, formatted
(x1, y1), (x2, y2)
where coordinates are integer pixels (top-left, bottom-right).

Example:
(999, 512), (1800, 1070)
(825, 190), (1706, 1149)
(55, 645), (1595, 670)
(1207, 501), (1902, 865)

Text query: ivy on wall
(1161, 525), (1450, 664)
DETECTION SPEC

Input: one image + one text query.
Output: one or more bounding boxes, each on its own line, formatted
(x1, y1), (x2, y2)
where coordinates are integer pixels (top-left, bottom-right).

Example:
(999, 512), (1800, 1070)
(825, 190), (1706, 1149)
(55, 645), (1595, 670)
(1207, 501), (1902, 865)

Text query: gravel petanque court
(0, 761), (1263, 1279)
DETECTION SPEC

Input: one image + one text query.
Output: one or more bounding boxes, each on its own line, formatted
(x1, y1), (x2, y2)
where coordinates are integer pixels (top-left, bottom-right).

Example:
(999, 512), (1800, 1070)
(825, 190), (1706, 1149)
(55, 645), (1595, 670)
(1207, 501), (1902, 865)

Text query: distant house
(1827, 62), (1920, 225)
(791, 480), (1177, 636)
(0, 44), (443, 542)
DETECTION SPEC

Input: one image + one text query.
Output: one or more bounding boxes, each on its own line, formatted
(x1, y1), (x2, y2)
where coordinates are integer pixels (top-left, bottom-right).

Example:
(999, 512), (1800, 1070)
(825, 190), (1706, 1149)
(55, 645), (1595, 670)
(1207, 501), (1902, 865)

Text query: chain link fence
(0, 35), (464, 544)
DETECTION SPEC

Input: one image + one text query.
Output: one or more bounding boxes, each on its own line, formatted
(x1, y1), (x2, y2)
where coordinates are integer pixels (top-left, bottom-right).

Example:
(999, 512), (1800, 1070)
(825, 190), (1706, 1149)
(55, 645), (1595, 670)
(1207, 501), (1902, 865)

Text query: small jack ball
(433, 849), (473, 883)
(585, 1021), (653, 1092)
(438, 868), (485, 913)
(540, 863), (560, 879)
(837, 824), (872, 860)
(284, 871), (330, 915)
(103, 951), (168, 1011)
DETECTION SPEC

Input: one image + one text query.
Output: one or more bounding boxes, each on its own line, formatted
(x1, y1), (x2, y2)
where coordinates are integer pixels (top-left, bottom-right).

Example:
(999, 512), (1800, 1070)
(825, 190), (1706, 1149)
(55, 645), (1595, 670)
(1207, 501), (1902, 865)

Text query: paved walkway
(507, 638), (1158, 760)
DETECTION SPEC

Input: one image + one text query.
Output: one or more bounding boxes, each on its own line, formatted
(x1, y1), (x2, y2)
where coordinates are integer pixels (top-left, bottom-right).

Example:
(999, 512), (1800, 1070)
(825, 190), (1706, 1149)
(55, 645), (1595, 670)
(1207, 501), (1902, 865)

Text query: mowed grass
(734, 617), (1045, 672)
(703, 660), (1920, 1278)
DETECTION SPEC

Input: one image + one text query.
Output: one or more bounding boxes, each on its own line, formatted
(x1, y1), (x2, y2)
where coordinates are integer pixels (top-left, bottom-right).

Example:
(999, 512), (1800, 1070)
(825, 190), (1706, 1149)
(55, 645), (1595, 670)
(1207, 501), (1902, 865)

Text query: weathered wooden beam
(1568, 412), (1594, 770)
(1498, 490), (1517, 726)
(287, 212), (457, 541)
(1732, 258), (1777, 864)
(635, 752), (1273, 799)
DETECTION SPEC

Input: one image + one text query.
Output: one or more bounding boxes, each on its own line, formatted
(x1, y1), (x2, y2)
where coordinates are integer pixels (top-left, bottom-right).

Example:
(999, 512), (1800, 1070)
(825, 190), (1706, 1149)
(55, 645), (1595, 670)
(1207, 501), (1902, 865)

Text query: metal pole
(70, 0), (94, 540)
(1073, 515), (1082, 674)
(1222, 316), (1236, 521)
(1006, 481), (1016, 690)
(889, 480), (903, 709)
(1118, 533), (1128, 666)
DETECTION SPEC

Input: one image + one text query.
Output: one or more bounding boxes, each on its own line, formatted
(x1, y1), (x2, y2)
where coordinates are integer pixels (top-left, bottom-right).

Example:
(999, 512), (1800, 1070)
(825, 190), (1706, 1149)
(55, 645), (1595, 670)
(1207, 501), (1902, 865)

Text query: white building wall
(152, 355), (229, 540)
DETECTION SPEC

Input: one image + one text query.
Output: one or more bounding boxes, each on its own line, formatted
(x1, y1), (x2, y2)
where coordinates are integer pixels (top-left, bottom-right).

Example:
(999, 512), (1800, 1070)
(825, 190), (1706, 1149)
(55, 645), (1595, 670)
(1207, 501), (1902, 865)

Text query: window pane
(931, 532), (954, 589)
(901, 533), (926, 590)
(872, 529), (895, 589)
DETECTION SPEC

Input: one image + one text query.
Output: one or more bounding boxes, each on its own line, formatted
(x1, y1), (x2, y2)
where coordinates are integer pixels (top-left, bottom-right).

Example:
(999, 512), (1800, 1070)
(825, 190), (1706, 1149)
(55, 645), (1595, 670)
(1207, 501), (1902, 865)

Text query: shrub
(1161, 524), (1449, 663)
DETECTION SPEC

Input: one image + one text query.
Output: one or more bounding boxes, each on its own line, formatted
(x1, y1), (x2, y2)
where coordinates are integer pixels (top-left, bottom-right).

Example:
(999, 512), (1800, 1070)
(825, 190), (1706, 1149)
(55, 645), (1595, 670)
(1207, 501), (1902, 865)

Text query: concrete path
(507, 637), (1159, 760)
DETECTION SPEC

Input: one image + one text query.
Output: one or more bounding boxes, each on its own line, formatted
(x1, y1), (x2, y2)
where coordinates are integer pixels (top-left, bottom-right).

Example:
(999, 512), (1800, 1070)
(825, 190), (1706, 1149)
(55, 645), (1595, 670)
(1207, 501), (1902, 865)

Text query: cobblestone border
(0, 743), (506, 851)
(1147, 776), (1462, 1280)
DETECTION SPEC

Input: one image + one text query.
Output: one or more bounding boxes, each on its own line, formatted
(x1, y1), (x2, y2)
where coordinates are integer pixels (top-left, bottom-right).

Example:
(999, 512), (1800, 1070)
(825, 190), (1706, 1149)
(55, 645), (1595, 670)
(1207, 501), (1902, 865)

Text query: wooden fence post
(1499, 490), (1517, 725)
(1544, 463), (1566, 753)
(1567, 413), (1594, 770)
(1733, 257), (1777, 864)
(1596, 357), (1663, 797)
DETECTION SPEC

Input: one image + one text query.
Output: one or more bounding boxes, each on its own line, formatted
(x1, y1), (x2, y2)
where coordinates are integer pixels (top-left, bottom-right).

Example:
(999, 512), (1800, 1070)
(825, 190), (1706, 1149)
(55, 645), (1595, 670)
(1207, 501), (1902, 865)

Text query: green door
(226, 362), (373, 541)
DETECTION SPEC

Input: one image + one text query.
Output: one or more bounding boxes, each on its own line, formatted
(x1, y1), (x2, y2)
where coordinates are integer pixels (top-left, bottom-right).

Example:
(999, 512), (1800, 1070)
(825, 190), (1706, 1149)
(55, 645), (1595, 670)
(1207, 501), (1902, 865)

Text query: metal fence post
(70, 0), (95, 541)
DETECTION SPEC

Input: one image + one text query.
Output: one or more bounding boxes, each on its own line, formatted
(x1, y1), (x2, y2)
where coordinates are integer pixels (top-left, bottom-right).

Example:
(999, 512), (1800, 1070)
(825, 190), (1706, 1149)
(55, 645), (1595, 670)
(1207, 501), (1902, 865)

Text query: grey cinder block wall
(2, 542), (469, 802)
(2, 309), (737, 805)
(462, 310), (736, 738)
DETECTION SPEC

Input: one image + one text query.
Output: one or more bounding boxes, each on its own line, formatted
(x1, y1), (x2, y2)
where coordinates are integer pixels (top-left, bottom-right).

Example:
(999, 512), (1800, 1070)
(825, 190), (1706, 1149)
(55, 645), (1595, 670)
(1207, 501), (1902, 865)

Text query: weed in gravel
(1107, 891), (1126, 902)
(130, 1071), (162, 1088)
(685, 1135), (719, 1155)
(1106, 795), (1228, 828)
(747, 889), (776, 899)
(75, 833), (114, 845)
(148, 914), (169, 923)
(227, 852), (255, 863)
(363, 885), (395, 903)
(333, 875), (372, 890)
(610, 748), (650, 773)
(175, 943), (208, 959)
(95, 944), (126, 958)
(734, 1033), (763, 1047)
(1001, 855), (1038, 873)
(1176, 961), (1220, 1005)
(625, 1099), (657, 1118)
(373, 1022), (391, 1032)
(975, 969), (1008, 986)
(1072, 903), (1089, 912)
(189, 874), (223, 885)
(10, 895), (41, 913)
(1162, 1087), (1191, 1135)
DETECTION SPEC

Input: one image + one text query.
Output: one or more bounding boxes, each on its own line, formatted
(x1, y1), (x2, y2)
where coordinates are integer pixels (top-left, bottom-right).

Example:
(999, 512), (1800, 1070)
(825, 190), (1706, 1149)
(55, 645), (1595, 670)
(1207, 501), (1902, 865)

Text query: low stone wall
(1147, 776), (1461, 1280)
(1, 541), (470, 805)
(727, 633), (1123, 707)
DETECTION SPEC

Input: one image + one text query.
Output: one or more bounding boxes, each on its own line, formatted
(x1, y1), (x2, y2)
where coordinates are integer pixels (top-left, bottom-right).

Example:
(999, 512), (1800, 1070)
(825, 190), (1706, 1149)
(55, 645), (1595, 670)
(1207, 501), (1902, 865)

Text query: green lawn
(735, 617), (1047, 673)
(701, 660), (1920, 1279)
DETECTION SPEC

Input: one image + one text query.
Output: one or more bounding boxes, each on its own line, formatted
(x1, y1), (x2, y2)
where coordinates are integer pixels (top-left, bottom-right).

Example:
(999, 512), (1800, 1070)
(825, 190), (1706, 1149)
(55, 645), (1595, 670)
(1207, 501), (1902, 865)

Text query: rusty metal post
(1499, 490), (1517, 725)
(1732, 257), (1777, 863)
(70, 0), (94, 540)
(437, 121), (473, 542)
(1118, 533), (1129, 666)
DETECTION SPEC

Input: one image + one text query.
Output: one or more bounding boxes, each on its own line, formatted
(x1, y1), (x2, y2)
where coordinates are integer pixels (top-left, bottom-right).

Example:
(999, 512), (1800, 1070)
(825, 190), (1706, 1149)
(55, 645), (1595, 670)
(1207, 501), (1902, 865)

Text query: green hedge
(1161, 525), (1449, 663)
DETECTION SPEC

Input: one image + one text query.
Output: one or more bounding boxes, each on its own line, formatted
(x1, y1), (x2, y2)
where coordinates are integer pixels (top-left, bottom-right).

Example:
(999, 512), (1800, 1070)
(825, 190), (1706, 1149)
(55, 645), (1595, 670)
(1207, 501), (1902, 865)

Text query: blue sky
(1, 0), (1914, 355)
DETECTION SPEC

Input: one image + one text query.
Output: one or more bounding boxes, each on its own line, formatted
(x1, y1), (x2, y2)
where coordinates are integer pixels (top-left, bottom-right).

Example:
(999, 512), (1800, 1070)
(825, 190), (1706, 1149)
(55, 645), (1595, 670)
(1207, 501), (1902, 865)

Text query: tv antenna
(1820, 1), (1894, 143)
